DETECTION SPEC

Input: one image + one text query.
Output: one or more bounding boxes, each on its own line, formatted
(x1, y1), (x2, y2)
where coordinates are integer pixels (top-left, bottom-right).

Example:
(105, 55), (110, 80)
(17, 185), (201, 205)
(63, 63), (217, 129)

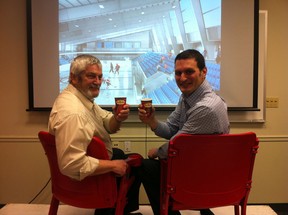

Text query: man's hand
(110, 104), (130, 133)
(95, 159), (128, 176)
(148, 148), (158, 159)
(111, 159), (128, 176)
(138, 104), (159, 131)
(113, 104), (130, 122)
(138, 104), (155, 124)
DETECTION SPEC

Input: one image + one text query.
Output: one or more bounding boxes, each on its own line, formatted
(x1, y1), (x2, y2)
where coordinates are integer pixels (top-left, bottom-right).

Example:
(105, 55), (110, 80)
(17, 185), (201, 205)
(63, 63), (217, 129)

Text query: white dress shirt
(48, 84), (114, 180)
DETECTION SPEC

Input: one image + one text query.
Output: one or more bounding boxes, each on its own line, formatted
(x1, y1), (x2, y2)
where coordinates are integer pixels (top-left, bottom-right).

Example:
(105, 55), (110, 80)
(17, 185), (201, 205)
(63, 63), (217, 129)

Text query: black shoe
(94, 208), (114, 215)
(168, 210), (181, 215)
(200, 209), (214, 215)
(125, 213), (143, 215)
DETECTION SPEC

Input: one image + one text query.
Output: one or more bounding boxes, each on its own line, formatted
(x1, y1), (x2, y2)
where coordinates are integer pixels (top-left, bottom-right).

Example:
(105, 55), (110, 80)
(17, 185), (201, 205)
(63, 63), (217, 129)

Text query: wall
(0, 0), (287, 205)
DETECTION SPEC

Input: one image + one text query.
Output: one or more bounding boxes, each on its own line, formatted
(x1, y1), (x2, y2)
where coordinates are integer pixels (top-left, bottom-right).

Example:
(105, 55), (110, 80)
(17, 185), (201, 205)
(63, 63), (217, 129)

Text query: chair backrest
(38, 131), (117, 209)
(161, 132), (259, 212)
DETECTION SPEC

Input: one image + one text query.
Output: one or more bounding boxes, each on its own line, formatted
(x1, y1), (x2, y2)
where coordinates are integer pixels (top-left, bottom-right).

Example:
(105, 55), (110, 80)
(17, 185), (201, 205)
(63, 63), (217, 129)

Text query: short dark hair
(174, 49), (206, 71)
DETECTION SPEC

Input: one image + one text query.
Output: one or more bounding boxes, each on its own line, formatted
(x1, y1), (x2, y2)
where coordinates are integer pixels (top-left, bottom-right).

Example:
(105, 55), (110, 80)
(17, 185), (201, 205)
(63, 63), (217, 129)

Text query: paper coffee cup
(141, 98), (152, 116)
(115, 97), (126, 114)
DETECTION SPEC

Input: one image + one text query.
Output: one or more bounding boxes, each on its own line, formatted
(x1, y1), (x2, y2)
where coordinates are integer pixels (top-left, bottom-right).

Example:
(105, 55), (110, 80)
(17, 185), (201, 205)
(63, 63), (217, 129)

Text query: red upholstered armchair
(160, 132), (259, 215)
(38, 131), (142, 215)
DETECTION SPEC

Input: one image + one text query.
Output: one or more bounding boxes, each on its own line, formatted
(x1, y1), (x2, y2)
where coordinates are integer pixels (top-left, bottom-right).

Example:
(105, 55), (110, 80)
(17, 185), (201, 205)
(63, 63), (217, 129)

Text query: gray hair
(69, 54), (102, 83)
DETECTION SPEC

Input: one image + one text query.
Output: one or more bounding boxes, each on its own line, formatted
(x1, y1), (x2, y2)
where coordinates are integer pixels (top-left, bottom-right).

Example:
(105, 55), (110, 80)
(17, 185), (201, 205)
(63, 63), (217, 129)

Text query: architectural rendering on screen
(58, 0), (221, 106)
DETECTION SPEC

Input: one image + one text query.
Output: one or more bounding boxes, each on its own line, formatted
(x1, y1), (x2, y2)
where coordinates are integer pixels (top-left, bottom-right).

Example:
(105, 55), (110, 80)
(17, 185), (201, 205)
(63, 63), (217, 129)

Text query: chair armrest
(87, 136), (110, 160)
(125, 154), (143, 167)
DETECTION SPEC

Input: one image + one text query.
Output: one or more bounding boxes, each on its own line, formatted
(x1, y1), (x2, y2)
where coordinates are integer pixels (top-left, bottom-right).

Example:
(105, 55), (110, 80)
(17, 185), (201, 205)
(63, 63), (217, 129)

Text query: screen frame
(26, 0), (259, 112)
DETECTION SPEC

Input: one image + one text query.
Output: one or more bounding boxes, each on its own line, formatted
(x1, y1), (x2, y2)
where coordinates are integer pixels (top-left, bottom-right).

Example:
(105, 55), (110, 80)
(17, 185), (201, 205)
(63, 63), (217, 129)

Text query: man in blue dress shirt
(138, 49), (230, 215)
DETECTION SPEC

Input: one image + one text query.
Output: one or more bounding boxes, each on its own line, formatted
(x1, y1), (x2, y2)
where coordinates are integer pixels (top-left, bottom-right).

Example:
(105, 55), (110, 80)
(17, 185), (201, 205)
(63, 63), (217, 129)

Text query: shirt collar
(182, 79), (211, 108)
(67, 84), (94, 110)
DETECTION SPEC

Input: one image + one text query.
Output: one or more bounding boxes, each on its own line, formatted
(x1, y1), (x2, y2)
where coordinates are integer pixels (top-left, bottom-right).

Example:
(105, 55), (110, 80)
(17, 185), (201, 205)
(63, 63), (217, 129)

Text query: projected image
(59, 0), (221, 107)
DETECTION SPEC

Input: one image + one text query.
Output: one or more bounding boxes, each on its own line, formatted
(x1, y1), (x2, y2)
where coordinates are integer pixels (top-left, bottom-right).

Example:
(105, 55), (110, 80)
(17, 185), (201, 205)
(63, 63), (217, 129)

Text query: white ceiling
(58, 0), (178, 45)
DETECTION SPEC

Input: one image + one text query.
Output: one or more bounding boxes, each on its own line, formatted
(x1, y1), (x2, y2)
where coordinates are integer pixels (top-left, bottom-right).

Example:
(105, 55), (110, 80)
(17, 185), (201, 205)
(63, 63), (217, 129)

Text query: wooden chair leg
(48, 196), (59, 215)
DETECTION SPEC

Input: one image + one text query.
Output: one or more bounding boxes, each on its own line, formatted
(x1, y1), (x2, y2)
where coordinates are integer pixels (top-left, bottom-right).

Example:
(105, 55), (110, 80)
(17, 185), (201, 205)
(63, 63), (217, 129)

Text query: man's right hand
(138, 104), (158, 131)
(95, 159), (128, 177)
(138, 104), (155, 123)
(111, 159), (128, 176)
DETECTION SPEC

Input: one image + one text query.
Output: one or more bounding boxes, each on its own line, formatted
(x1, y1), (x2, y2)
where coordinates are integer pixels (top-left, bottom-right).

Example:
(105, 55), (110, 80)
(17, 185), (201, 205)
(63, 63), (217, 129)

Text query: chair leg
(234, 205), (240, 215)
(241, 205), (247, 215)
(48, 196), (59, 215)
(160, 161), (168, 215)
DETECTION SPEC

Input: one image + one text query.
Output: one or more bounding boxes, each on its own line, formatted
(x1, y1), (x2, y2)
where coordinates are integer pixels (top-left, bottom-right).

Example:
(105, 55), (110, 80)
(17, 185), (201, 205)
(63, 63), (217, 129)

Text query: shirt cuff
(157, 142), (169, 159)
(79, 157), (99, 181)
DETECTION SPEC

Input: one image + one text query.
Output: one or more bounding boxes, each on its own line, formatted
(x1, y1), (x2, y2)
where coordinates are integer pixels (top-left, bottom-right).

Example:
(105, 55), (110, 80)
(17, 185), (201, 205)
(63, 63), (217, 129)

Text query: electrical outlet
(266, 97), (279, 108)
(113, 142), (120, 148)
(124, 141), (131, 152)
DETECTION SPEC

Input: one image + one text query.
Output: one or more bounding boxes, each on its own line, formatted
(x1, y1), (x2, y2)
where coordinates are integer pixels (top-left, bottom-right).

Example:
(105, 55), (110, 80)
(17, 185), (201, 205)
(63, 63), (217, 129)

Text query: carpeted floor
(0, 204), (277, 215)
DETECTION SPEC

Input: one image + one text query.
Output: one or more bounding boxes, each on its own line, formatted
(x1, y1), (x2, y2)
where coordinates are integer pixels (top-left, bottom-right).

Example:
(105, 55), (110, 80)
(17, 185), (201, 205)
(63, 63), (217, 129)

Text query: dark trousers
(138, 159), (180, 215)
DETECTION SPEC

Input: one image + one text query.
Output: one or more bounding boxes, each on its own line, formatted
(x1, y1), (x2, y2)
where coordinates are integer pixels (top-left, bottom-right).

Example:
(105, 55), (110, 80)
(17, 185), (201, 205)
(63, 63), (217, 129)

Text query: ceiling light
(172, 1), (176, 9)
